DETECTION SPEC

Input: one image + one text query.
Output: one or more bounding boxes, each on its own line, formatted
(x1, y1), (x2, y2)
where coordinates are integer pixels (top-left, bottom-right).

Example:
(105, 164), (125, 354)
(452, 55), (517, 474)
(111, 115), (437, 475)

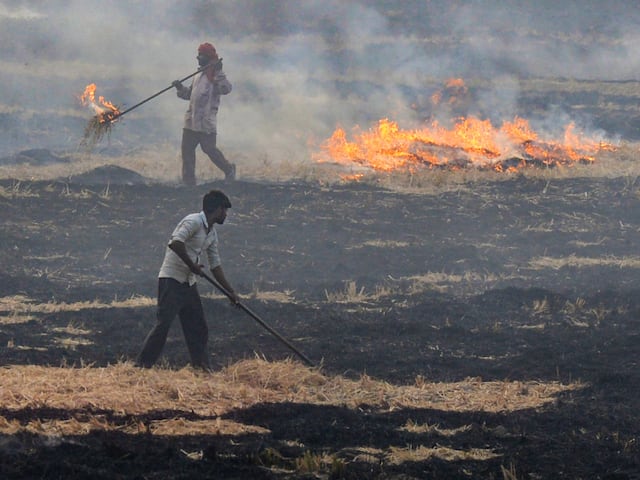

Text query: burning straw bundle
(79, 61), (218, 149)
(82, 110), (120, 147)
(79, 83), (122, 148)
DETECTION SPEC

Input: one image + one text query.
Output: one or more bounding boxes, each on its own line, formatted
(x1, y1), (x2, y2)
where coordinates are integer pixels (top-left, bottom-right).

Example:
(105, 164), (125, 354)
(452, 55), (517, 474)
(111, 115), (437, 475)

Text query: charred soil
(1, 173), (640, 479)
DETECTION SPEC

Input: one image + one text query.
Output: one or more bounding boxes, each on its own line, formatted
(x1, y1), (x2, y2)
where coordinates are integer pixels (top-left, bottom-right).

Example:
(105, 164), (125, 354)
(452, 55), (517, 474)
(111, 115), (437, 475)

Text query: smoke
(0, 0), (637, 160)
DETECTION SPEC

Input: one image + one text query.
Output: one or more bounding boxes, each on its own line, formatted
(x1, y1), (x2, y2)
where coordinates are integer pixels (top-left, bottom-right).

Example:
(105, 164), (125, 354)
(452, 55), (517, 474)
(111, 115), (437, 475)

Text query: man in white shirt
(172, 42), (235, 185)
(136, 189), (239, 370)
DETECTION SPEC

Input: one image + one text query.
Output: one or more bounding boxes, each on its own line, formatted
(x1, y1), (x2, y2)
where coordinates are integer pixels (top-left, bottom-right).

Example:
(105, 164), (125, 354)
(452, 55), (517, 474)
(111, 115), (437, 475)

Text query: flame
(315, 77), (616, 176)
(314, 116), (614, 173)
(445, 78), (466, 89)
(80, 83), (120, 122)
(431, 77), (468, 108)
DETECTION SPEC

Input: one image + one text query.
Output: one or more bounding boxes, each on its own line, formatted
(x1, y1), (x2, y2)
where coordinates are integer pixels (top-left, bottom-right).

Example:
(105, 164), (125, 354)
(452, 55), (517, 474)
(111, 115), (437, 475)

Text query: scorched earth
(0, 159), (639, 479)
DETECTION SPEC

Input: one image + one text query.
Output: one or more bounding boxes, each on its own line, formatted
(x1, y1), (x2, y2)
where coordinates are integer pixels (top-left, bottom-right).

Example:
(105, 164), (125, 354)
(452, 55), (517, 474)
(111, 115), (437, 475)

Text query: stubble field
(4, 0), (640, 477)
(1, 77), (640, 478)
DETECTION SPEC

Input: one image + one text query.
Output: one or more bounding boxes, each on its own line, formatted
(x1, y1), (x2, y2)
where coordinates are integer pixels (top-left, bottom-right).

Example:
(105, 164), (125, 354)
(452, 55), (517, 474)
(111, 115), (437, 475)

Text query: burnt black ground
(1, 173), (640, 478)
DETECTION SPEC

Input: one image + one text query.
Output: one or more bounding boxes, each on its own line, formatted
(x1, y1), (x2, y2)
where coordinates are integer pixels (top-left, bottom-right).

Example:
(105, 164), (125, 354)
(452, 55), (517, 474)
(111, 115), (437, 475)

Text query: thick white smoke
(0, 0), (636, 160)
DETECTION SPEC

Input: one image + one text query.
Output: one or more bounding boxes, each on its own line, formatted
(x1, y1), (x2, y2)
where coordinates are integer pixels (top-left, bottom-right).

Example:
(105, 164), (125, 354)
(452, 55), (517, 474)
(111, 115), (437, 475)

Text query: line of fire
(312, 79), (616, 178)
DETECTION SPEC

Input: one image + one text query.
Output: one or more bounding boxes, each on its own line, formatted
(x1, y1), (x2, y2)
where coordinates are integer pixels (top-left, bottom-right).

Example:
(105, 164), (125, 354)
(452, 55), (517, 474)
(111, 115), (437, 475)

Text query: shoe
(225, 164), (236, 181)
(193, 362), (213, 373)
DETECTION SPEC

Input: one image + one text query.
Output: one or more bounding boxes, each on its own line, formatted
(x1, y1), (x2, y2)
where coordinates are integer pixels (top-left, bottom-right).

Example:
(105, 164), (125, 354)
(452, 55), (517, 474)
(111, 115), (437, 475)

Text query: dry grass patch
(404, 271), (508, 295)
(401, 419), (473, 436)
(0, 145), (180, 183)
(324, 281), (393, 303)
(529, 254), (640, 270)
(0, 294), (154, 314)
(0, 181), (38, 198)
(0, 295), (155, 326)
(323, 272), (513, 302)
(348, 240), (410, 249)
(387, 444), (500, 464)
(407, 271), (501, 285)
(200, 289), (291, 303)
(248, 289), (296, 303)
(0, 359), (581, 440)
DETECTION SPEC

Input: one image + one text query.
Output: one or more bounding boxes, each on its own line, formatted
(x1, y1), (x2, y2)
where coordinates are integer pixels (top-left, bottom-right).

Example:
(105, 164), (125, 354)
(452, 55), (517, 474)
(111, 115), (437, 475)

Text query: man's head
(203, 189), (231, 224)
(197, 42), (218, 67)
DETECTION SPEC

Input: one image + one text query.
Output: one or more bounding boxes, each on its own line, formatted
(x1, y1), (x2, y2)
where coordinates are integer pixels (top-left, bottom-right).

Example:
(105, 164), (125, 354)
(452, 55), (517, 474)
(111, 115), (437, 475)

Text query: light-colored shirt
(158, 211), (221, 285)
(178, 70), (232, 134)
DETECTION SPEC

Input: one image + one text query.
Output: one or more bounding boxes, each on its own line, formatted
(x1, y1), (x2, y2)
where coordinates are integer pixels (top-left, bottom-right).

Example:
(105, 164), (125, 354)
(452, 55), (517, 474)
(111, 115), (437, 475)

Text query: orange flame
(80, 83), (120, 122)
(445, 78), (466, 89)
(431, 77), (469, 108)
(314, 116), (614, 173)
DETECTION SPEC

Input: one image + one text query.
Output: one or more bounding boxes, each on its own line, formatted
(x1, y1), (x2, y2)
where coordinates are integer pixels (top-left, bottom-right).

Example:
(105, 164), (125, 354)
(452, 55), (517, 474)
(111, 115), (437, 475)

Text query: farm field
(5, 1), (640, 477)
(1, 140), (640, 478)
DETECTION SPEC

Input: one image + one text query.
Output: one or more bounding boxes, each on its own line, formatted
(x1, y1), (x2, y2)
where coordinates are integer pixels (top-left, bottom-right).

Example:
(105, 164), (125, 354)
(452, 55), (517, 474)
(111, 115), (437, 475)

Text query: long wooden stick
(110, 59), (222, 121)
(200, 271), (315, 367)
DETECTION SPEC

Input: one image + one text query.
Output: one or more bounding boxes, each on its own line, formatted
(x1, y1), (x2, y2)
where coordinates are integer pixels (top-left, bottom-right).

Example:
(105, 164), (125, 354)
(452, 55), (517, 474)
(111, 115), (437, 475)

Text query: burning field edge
(1, 141), (640, 192)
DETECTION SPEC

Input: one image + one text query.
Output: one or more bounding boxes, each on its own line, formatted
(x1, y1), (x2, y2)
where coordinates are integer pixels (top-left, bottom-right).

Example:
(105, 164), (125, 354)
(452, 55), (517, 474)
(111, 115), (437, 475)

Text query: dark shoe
(193, 362), (213, 373)
(225, 164), (236, 181)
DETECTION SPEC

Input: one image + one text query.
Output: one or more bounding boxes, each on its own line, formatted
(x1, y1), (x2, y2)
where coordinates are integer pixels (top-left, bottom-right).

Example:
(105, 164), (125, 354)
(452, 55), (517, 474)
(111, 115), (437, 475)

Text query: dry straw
(81, 111), (120, 149)
(0, 358), (580, 437)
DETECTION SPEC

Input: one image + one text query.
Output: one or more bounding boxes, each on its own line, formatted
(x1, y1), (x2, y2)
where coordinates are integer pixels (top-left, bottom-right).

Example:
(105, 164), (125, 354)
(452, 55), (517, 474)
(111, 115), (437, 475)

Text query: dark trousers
(181, 128), (233, 185)
(137, 278), (210, 369)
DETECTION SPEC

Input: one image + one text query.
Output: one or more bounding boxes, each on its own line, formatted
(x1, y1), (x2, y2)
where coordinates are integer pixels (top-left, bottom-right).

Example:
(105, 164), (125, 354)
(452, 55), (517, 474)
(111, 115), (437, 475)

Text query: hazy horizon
(1, 0), (638, 161)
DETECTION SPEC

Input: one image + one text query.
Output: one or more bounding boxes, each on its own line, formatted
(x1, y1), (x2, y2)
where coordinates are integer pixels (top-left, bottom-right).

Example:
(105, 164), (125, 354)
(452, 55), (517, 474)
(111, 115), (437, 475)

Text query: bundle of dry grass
(81, 111), (119, 148)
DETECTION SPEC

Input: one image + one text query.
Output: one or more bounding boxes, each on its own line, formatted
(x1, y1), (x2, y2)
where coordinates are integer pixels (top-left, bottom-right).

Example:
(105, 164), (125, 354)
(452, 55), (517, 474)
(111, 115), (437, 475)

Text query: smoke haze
(1, 0), (638, 160)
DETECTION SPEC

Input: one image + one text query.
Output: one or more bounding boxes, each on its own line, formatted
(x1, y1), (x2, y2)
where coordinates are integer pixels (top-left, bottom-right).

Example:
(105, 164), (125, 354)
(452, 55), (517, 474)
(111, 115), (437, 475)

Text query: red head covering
(198, 42), (218, 59)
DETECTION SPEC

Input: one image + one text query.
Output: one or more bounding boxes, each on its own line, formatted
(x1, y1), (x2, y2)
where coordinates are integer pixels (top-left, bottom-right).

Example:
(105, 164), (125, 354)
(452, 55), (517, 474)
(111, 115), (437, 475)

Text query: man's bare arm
(168, 240), (203, 275)
(211, 265), (239, 304)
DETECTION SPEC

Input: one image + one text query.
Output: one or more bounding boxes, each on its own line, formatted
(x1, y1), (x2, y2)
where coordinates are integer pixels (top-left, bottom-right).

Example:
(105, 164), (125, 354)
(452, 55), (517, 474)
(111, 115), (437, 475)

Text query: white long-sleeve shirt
(177, 70), (232, 134)
(158, 211), (221, 285)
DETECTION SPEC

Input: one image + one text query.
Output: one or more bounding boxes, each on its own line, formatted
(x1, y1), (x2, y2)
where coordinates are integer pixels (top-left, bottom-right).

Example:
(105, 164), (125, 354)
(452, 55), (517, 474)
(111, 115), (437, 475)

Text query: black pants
(181, 128), (233, 186)
(137, 278), (210, 369)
